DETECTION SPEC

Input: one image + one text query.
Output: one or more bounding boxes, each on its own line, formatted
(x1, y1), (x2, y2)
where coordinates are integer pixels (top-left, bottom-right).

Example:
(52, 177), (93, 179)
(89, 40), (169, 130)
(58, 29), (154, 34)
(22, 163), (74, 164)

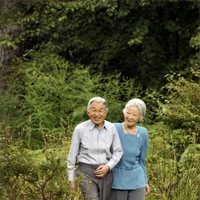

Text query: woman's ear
(139, 116), (144, 123)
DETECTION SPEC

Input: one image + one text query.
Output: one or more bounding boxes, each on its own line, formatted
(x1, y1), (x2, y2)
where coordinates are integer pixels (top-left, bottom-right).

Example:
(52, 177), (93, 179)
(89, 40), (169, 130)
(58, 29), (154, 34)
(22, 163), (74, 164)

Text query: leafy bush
(161, 75), (200, 131)
(179, 144), (200, 172)
(158, 67), (200, 156)
(3, 50), (139, 148)
(11, 52), (95, 148)
(147, 123), (200, 200)
(0, 132), (83, 200)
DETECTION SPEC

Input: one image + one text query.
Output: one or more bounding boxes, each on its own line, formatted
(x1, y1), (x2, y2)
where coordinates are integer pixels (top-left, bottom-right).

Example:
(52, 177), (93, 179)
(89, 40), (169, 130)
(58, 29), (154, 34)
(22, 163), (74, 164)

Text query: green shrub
(158, 67), (200, 156)
(4, 50), (139, 148)
(146, 123), (200, 200)
(0, 133), (83, 200)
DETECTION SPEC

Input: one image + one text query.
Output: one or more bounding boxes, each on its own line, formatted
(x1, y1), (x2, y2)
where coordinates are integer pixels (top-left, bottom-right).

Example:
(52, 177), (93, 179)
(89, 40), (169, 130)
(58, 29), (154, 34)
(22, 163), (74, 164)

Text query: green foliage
(179, 144), (200, 172)
(1, 0), (200, 199)
(95, 74), (141, 122)
(0, 91), (17, 125)
(0, 133), (83, 200)
(13, 52), (98, 147)
(161, 75), (200, 130)
(0, 39), (17, 49)
(190, 26), (200, 50)
(158, 67), (200, 154)
(1, 121), (199, 200)
(174, 167), (200, 200)
(5, 50), (138, 148)
(11, 0), (199, 89)
(147, 123), (177, 199)
(147, 122), (200, 200)
(175, 144), (200, 199)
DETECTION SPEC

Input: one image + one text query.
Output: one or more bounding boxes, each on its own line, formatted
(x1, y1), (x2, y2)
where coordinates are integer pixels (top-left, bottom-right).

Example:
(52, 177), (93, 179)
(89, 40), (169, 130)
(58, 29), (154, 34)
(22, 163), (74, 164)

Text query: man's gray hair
(87, 97), (108, 112)
(123, 98), (146, 121)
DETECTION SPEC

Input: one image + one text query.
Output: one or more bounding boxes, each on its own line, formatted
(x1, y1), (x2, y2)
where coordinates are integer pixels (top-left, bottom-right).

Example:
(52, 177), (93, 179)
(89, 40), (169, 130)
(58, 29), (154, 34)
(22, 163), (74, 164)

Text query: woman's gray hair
(87, 97), (108, 112)
(123, 98), (146, 122)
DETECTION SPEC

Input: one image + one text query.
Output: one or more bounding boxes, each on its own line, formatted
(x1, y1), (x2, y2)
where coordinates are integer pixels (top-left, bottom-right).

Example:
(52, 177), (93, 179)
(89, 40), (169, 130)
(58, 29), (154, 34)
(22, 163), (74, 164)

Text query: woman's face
(87, 102), (107, 128)
(124, 106), (141, 127)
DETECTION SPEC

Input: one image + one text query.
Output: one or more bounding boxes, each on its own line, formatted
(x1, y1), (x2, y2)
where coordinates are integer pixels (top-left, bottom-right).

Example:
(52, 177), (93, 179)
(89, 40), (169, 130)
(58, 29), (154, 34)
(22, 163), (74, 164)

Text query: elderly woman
(111, 98), (150, 200)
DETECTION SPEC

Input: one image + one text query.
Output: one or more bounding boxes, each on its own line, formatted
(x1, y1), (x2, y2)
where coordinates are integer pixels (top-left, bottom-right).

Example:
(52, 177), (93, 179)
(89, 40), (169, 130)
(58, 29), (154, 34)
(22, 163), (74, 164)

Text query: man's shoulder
(104, 120), (115, 128)
(75, 120), (89, 129)
(104, 120), (112, 125)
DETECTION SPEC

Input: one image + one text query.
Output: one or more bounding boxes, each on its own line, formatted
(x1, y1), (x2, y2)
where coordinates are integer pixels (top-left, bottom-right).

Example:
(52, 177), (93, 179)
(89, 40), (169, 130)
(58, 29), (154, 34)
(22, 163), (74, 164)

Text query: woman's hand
(145, 184), (150, 195)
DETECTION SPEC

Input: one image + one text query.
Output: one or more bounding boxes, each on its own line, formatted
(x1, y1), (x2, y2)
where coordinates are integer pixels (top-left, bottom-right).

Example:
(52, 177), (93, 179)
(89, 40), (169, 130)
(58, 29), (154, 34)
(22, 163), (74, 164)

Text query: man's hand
(94, 165), (110, 178)
(69, 181), (77, 192)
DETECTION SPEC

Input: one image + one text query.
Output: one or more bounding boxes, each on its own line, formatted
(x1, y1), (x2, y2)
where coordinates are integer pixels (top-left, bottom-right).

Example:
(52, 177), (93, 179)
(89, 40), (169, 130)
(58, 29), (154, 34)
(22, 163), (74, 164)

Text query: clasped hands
(94, 164), (110, 178)
(69, 164), (110, 191)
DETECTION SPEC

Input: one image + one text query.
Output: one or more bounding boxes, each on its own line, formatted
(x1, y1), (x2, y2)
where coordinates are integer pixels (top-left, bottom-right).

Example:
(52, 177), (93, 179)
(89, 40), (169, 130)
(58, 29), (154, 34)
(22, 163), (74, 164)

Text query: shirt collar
(88, 120), (108, 131)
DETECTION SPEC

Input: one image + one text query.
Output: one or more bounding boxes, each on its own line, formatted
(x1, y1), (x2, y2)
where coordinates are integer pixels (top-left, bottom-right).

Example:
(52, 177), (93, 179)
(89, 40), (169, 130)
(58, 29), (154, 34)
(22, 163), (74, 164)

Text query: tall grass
(0, 126), (83, 200)
(146, 123), (200, 200)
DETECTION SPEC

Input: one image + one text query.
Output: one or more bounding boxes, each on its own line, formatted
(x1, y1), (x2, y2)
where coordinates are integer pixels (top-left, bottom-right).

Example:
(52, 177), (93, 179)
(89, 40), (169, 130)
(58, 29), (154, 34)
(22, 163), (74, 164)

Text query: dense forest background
(0, 0), (199, 199)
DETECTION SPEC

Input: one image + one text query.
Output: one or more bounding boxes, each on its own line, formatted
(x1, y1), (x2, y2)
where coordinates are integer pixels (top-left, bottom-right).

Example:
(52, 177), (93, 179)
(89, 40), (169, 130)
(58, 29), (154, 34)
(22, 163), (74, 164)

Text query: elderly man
(67, 97), (123, 200)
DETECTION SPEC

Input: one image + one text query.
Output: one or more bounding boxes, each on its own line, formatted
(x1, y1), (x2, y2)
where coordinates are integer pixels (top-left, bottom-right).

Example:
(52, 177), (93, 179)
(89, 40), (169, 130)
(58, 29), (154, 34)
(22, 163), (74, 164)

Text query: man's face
(87, 102), (107, 128)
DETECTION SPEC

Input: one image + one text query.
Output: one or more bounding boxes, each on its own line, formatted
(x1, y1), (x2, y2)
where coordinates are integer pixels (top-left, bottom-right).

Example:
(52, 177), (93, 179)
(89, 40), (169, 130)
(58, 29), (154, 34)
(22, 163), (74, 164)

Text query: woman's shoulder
(113, 122), (121, 126)
(113, 122), (122, 129)
(137, 125), (148, 136)
(137, 125), (147, 131)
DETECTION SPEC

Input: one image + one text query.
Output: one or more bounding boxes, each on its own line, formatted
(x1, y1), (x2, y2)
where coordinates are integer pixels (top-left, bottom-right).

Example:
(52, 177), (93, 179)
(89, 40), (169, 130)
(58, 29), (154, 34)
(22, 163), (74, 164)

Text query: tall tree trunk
(0, 0), (20, 90)
(0, 26), (20, 90)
